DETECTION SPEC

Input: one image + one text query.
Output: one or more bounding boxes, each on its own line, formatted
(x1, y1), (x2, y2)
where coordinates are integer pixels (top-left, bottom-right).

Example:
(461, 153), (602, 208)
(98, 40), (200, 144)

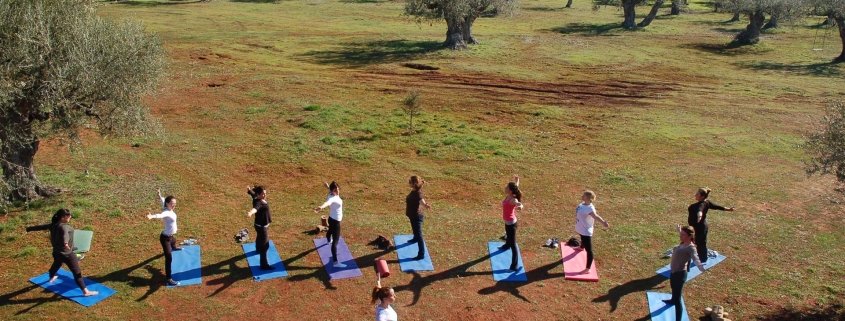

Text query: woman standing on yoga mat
(315, 181), (346, 268)
(498, 174), (524, 271)
(26, 209), (99, 296)
(372, 285), (398, 321)
(687, 187), (734, 263)
(247, 186), (274, 270)
(663, 225), (706, 320)
(574, 190), (609, 274)
(405, 175), (432, 260)
(147, 189), (182, 286)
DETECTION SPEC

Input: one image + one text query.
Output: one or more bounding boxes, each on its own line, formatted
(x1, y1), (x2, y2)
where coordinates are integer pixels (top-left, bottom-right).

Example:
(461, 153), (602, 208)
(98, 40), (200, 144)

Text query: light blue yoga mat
(242, 241), (288, 281)
(314, 237), (363, 280)
(657, 254), (726, 281)
(487, 242), (527, 282)
(29, 268), (116, 307)
(393, 235), (434, 272)
(646, 292), (690, 321)
(168, 245), (202, 287)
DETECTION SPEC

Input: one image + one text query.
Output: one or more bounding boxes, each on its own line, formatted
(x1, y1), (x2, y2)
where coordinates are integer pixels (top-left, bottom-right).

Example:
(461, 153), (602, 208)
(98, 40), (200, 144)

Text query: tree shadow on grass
(547, 23), (626, 36)
(392, 254), (492, 306)
(339, 0), (388, 3)
(733, 60), (844, 77)
(297, 40), (443, 68)
(523, 5), (568, 11)
(592, 274), (667, 312)
(230, 0), (279, 3)
(477, 259), (566, 302)
(757, 303), (845, 320)
(679, 42), (774, 56)
(107, 0), (204, 6)
(0, 284), (60, 315)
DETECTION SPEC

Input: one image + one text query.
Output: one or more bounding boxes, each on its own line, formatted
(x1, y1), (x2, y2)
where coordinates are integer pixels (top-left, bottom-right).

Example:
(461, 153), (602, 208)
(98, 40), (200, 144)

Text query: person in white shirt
(371, 284), (397, 321)
(314, 181), (345, 268)
(574, 190), (609, 274)
(147, 189), (181, 286)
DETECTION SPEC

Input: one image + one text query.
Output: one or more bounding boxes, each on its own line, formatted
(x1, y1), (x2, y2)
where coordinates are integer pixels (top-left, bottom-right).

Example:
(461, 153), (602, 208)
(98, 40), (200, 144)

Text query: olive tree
(0, 0), (164, 201)
(721, 0), (806, 44)
(812, 0), (845, 61)
(805, 101), (845, 184)
(406, 0), (518, 49)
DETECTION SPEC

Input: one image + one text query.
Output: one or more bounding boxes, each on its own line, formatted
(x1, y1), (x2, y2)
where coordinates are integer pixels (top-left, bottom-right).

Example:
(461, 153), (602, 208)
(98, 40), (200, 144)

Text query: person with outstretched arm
(247, 185), (274, 270)
(663, 224), (706, 320)
(146, 189), (182, 286)
(314, 181), (346, 268)
(405, 175), (432, 260)
(687, 187), (735, 263)
(26, 209), (98, 296)
(574, 190), (609, 274)
(498, 174), (524, 271)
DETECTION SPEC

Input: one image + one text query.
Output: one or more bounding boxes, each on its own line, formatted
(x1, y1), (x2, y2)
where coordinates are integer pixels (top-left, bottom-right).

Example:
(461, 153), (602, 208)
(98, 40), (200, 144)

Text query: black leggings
(326, 217), (341, 262)
(669, 270), (688, 320)
(409, 215), (425, 256)
(49, 252), (86, 290)
(504, 222), (518, 268)
(255, 225), (270, 267)
(580, 234), (594, 269)
(695, 223), (709, 263)
(159, 233), (178, 279)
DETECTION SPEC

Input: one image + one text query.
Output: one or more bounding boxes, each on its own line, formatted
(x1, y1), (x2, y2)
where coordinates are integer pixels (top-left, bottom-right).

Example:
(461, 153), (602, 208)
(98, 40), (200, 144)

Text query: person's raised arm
(246, 185), (256, 198)
(512, 174), (520, 187)
(157, 188), (165, 210)
(708, 201), (734, 212)
(590, 212), (609, 228)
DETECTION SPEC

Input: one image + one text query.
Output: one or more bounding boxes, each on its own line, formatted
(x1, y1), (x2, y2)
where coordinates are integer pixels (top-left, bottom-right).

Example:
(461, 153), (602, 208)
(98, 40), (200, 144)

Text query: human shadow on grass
(202, 255), (251, 297)
(547, 23), (626, 36)
(592, 274), (667, 313)
(108, 0), (204, 6)
(297, 40), (443, 67)
(392, 254), (492, 306)
(0, 284), (60, 315)
(733, 60), (844, 77)
(85, 254), (164, 302)
(477, 259), (565, 302)
(756, 303), (845, 320)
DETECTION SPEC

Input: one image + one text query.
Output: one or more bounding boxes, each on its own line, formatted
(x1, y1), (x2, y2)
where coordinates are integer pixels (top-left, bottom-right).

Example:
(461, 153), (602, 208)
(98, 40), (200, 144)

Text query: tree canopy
(406, 0), (518, 49)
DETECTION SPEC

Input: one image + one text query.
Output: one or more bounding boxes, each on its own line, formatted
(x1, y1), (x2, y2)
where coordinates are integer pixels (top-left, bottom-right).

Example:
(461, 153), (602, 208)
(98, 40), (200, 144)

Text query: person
(146, 189), (182, 286)
(314, 181), (346, 268)
(405, 175), (431, 260)
(371, 282), (397, 321)
(498, 174), (524, 271)
(687, 187), (734, 263)
(574, 190), (609, 274)
(247, 185), (274, 270)
(26, 209), (99, 296)
(663, 225), (706, 320)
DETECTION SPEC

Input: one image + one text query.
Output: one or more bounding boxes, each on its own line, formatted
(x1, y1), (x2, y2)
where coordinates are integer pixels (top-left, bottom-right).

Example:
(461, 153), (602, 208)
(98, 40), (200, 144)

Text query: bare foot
(48, 276), (58, 283)
(83, 290), (99, 297)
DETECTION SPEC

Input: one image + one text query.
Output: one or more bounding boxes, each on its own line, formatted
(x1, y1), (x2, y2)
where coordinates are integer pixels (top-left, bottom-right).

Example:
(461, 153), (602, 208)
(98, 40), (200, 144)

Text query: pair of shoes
(661, 299), (675, 305)
(167, 279), (180, 286)
(543, 239), (553, 247)
(406, 238), (419, 244)
(550, 238), (559, 249)
(260, 265), (275, 270)
(332, 261), (347, 268)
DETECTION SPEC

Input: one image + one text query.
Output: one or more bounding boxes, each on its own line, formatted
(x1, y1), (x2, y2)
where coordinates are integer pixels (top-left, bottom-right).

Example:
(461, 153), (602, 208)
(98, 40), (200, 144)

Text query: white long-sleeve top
(152, 196), (177, 235)
(320, 194), (343, 221)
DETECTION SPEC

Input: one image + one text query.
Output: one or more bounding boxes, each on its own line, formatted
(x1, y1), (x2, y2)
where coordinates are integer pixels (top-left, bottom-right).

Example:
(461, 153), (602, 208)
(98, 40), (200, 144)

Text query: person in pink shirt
(498, 174), (524, 271)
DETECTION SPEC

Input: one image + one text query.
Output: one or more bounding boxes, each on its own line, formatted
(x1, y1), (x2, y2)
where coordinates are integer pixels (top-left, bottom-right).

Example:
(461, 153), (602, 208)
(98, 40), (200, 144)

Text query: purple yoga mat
(313, 237), (363, 280)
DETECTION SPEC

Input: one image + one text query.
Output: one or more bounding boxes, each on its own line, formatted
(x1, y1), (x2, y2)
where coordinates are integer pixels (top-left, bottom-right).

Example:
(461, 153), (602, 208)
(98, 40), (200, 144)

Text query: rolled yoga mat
(561, 245), (599, 282)
(375, 258), (390, 278)
(242, 241), (288, 281)
(167, 245), (202, 287)
(646, 292), (690, 321)
(487, 242), (527, 282)
(393, 235), (434, 272)
(29, 268), (116, 307)
(313, 237), (362, 280)
(656, 254), (726, 281)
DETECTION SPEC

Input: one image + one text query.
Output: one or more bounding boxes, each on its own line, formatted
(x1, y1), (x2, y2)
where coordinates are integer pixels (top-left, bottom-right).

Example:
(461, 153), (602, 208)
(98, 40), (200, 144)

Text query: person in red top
(498, 174), (524, 271)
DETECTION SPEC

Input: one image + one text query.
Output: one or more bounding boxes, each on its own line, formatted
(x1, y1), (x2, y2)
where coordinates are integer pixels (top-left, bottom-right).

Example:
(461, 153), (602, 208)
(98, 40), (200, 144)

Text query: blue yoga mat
(168, 245), (202, 287)
(314, 237), (363, 280)
(242, 241), (288, 281)
(646, 292), (690, 321)
(29, 268), (116, 307)
(393, 235), (434, 272)
(487, 242), (527, 282)
(657, 254), (726, 281)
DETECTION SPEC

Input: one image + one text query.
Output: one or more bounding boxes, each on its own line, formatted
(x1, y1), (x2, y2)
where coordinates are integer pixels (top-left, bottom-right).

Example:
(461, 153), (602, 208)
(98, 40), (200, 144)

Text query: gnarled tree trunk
(444, 16), (467, 50)
(763, 14), (778, 29)
(729, 12), (741, 22)
(734, 11), (765, 45)
(836, 16), (845, 62)
(670, 0), (681, 15)
(638, 0), (666, 27)
(622, 0), (637, 29)
(0, 112), (57, 200)
(462, 16), (479, 45)
(565, 0), (573, 8)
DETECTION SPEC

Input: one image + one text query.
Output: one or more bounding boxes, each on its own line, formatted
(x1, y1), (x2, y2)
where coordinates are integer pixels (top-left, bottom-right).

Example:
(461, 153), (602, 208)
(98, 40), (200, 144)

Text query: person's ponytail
(51, 209), (70, 225)
(371, 286), (392, 305)
(507, 182), (522, 202)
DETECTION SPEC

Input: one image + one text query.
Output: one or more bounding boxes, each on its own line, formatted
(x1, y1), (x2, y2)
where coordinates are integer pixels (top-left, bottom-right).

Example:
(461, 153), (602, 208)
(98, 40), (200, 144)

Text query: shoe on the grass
(76, 253), (85, 261)
(543, 239), (553, 247)
(167, 279), (180, 286)
(333, 261), (347, 268)
(551, 238), (559, 249)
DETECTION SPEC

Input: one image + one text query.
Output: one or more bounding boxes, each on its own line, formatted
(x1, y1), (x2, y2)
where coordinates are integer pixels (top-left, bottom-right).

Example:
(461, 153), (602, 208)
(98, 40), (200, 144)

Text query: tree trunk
(729, 12), (741, 22)
(0, 130), (56, 201)
(670, 0), (681, 15)
(763, 14), (778, 29)
(714, 0), (721, 12)
(734, 11), (765, 45)
(444, 16), (467, 50)
(565, 0), (573, 8)
(622, 0), (637, 29)
(836, 16), (845, 62)
(462, 16), (479, 45)
(638, 0), (666, 27)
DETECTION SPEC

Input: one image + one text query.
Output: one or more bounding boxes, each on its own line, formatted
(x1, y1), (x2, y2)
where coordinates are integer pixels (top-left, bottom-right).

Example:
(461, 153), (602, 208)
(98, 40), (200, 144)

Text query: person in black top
(687, 187), (735, 263)
(26, 209), (99, 296)
(405, 176), (431, 260)
(247, 186), (274, 270)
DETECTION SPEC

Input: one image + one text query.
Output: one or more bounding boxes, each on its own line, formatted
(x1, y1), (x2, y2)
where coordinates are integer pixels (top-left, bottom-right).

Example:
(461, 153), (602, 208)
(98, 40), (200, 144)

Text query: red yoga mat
(561, 245), (599, 282)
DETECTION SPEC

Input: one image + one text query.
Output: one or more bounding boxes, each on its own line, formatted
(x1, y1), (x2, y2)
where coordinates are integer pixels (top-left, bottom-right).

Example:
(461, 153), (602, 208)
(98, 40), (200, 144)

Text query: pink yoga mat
(561, 245), (599, 282)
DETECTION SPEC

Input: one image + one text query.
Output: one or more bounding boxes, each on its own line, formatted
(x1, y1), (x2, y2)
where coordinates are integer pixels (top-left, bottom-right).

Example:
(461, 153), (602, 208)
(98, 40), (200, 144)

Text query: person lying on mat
(372, 282), (398, 321)
(663, 224), (705, 321)
(687, 187), (735, 264)
(405, 175), (431, 260)
(247, 185), (275, 270)
(315, 181), (346, 268)
(26, 209), (99, 296)
(574, 190), (609, 274)
(147, 189), (181, 286)
(498, 174), (524, 271)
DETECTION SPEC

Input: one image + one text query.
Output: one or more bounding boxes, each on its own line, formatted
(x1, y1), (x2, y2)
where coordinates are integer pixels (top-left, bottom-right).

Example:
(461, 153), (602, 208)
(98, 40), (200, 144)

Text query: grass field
(1, 0), (845, 320)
